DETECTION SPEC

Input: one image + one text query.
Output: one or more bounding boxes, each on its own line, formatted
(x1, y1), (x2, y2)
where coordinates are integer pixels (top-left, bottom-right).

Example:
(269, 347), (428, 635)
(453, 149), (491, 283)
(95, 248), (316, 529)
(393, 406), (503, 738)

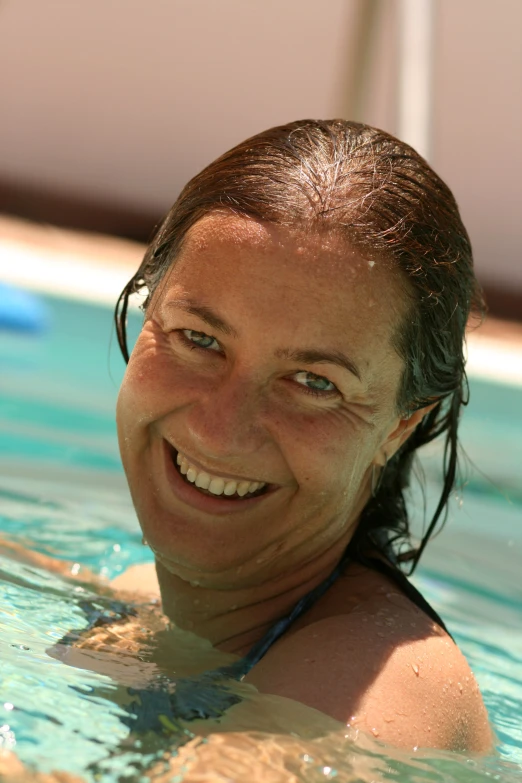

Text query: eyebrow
(165, 299), (362, 381)
(165, 299), (238, 337)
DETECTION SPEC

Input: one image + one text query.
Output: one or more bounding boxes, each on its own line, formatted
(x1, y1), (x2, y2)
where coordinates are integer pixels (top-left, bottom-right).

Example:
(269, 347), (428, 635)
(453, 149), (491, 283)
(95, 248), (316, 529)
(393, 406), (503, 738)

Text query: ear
(374, 402), (438, 467)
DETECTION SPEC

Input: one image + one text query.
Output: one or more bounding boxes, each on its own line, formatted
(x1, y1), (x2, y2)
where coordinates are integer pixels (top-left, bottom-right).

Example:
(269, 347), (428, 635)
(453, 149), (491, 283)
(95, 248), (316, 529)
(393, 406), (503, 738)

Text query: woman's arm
(110, 561), (160, 597)
(0, 536), (101, 584)
(0, 536), (159, 601)
(0, 750), (83, 782)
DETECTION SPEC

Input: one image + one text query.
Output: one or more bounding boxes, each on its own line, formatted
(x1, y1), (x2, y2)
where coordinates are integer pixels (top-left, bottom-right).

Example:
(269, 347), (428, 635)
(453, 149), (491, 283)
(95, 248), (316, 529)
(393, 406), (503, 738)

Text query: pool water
(0, 294), (521, 782)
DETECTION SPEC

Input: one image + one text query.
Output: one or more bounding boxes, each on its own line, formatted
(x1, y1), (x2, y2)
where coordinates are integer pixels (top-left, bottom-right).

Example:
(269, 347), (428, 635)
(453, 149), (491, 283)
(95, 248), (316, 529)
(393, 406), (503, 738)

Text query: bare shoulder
(246, 596), (493, 753)
(110, 561), (160, 598)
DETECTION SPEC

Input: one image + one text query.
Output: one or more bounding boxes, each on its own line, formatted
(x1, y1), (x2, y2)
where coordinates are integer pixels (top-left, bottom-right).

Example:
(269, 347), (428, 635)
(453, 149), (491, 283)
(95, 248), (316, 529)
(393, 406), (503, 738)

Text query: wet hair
(115, 119), (484, 573)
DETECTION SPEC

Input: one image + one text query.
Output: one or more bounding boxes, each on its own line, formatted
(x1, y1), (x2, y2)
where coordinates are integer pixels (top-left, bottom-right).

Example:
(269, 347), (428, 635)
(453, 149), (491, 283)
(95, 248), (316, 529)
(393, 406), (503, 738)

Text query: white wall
(0, 0), (520, 290)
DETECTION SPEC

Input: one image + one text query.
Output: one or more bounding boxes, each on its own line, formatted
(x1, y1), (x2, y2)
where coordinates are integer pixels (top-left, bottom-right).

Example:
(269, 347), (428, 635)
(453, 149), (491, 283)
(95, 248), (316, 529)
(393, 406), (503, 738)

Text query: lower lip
(161, 440), (275, 516)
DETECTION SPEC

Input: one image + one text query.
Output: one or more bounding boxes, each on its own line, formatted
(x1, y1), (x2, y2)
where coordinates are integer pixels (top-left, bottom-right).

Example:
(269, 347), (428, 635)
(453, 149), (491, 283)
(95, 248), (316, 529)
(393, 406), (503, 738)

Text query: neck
(155, 533), (352, 656)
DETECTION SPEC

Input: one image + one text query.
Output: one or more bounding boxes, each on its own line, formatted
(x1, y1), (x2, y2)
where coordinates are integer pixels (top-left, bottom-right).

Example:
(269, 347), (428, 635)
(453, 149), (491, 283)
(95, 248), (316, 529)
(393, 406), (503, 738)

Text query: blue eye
(182, 329), (221, 351)
(294, 371), (338, 395)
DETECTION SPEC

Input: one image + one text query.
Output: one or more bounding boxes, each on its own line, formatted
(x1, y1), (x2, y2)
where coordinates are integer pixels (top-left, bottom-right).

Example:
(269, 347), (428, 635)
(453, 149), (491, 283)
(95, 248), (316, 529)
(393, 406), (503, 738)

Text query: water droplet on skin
(371, 727), (379, 737)
(411, 663), (420, 676)
(458, 682), (463, 693)
(368, 260), (376, 268)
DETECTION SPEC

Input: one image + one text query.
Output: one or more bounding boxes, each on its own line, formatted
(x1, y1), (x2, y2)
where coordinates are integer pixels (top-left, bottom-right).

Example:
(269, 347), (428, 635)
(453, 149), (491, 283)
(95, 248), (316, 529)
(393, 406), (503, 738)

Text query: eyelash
(179, 328), (221, 353)
(175, 329), (340, 399)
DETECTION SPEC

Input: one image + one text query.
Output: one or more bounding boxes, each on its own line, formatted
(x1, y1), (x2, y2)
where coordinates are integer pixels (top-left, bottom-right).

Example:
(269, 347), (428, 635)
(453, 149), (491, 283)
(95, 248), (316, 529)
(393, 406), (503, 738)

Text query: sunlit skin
(0, 209), (491, 763)
(114, 212), (493, 752)
(117, 212), (423, 644)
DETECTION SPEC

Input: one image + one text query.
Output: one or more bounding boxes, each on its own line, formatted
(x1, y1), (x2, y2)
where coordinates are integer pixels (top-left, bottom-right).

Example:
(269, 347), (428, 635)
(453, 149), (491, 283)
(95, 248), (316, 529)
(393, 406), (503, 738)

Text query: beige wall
(0, 0), (520, 289)
(433, 0), (522, 289)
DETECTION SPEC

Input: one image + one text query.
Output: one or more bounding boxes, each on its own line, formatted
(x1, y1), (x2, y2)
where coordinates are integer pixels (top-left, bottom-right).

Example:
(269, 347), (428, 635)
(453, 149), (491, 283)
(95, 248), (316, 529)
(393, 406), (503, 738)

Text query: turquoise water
(0, 293), (521, 781)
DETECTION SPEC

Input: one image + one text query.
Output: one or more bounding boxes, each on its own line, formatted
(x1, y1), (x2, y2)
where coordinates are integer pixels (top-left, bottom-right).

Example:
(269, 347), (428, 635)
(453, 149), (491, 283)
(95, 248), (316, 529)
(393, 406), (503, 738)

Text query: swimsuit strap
(214, 548), (353, 680)
(356, 553), (454, 640)
(217, 546), (454, 680)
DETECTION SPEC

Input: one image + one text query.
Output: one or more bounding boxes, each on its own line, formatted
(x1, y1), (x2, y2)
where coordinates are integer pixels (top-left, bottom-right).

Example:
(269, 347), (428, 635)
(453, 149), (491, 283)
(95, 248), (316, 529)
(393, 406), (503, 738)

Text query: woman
(111, 119), (491, 752)
(0, 121), (492, 777)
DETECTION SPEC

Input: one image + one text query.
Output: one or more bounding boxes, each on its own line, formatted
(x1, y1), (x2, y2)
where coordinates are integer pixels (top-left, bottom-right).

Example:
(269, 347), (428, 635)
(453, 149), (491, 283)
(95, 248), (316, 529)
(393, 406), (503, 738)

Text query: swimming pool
(1, 293), (521, 782)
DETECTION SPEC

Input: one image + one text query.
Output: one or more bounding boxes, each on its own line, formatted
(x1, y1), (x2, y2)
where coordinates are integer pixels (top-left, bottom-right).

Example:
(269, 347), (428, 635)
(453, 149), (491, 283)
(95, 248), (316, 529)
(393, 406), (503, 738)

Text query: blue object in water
(0, 281), (49, 333)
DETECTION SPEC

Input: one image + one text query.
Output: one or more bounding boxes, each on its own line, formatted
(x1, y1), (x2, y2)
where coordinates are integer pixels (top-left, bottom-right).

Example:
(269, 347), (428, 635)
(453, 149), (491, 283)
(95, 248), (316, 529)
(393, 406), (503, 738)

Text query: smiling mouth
(168, 445), (270, 501)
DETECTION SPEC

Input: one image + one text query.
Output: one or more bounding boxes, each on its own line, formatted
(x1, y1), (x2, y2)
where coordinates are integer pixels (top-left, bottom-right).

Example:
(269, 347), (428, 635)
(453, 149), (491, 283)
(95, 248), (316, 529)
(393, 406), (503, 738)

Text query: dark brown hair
(115, 119), (484, 573)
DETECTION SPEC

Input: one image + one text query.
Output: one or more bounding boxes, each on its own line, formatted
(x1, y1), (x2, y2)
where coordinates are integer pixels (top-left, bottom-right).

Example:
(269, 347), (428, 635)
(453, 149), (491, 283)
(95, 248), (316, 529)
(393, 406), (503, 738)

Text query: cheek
(117, 328), (185, 421)
(275, 407), (375, 496)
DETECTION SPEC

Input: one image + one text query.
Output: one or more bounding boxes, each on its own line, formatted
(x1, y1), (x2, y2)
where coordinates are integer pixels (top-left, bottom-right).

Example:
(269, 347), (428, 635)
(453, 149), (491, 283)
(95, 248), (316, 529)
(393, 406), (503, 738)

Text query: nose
(183, 371), (270, 460)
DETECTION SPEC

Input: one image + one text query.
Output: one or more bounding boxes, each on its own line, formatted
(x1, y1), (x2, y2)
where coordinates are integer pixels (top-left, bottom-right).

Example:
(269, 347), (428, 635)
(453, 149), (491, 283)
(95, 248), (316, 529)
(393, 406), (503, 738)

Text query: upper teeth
(176, 452), (266, 497)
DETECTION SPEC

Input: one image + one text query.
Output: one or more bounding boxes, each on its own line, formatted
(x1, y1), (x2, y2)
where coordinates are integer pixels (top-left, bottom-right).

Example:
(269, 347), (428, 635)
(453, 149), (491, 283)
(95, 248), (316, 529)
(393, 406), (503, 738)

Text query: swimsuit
(59, 545), (452, 736)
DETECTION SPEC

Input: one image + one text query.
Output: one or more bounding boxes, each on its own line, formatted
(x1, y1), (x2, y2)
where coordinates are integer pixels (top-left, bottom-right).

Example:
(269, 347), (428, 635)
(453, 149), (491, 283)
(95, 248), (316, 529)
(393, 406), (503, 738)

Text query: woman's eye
(293, 371), (338, 395)
(182, 329), (221, 352)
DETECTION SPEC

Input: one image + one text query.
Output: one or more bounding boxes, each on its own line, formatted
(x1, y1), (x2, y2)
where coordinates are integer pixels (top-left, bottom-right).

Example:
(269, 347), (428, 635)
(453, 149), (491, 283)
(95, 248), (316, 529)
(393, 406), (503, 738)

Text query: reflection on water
(1, 293), (521, 780)
(0, 475), (520, 782)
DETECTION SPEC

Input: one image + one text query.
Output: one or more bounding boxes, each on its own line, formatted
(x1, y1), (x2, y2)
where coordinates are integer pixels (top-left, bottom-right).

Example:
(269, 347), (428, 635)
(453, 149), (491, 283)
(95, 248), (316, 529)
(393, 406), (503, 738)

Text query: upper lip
(165, 439), (274, 486)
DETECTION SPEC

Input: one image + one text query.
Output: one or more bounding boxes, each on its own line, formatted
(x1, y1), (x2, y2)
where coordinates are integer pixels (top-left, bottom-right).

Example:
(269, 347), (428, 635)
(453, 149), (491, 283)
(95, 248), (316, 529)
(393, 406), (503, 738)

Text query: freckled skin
(114, 212), (493, 753)
(117, 213), (412, 583)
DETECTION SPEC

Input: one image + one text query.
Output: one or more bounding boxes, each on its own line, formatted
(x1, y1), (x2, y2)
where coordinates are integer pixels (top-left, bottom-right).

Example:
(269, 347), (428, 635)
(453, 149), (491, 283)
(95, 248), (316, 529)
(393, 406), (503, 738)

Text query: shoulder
(245, 598), (493, 753)
(110, 562), (160, 598)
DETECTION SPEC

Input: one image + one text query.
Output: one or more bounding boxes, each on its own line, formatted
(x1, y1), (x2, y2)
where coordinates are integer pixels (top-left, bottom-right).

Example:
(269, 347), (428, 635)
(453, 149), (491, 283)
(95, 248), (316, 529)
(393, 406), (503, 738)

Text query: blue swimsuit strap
(64, 546), (452, 733)
(120, 548), (353, 733)
(218, 545), (453, 680)
(214, 546), (353, 681)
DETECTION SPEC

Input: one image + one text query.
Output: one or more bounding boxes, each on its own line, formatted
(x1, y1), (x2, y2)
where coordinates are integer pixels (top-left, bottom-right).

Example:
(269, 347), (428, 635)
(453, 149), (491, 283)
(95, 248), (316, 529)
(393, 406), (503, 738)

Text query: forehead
(157, 212), (407, 381)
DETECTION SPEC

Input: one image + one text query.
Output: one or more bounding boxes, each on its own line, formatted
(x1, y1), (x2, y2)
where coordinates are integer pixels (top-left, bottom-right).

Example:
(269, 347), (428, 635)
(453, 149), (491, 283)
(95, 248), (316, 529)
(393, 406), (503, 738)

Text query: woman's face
(117, 213), (411, 585)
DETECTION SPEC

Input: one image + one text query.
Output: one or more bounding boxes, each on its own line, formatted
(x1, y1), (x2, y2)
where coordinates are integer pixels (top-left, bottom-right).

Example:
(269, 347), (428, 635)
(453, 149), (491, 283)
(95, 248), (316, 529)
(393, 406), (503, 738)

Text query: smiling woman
(105, 120), (493, 754)
(117, 215), (409, 569)
(0, 120), (496, 781)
